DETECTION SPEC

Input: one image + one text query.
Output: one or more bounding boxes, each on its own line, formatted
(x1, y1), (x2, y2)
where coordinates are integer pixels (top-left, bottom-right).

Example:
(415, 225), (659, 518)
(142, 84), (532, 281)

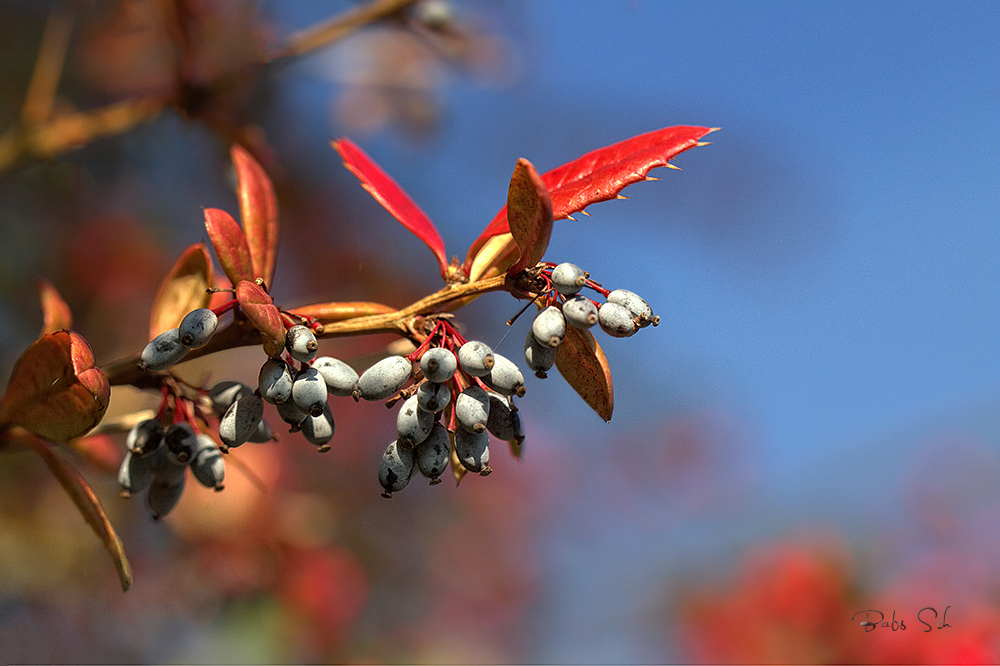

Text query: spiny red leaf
(0, 330), (111, 442)
(554, 326), (614, 422)
(505, 158), (553, 277)
(24, 435), (132, 591)
(149, 243), (213, 339)
(235, 280), (285, 357)
(232, 145), (279, 289)
(332, 138), (449, 280)
(204, 207), (254, 285)
(38, 278), (72, 335)
(465, 125), (715, 273)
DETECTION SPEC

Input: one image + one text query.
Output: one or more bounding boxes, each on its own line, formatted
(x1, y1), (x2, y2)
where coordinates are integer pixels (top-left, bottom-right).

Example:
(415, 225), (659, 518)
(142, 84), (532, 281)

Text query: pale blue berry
(312, 356), (358, 397)
(190, 434), (225, 490)
(598, 301), (637, 338)
(420, 347), (458, 383)
(551, 262), (587, 295)
(415, 423), (450, 484)
(561, 295), (599, 329)
(455, 385), (490, 433)
(126, 418), (164, 457)
(457, 341), (494, 377)
(301, 403), (335, 451)
(455, 428), (490, 474)
(286, 324), (319, 363)
(178, 308), (218, 348)
(355, 355), (413, 401)
(140, 328), (187, 372)
(486, 391), (524, 444)
(483, 353), (525, 397)
(416, 381), (451, 413)
(258, 357), (293, 405)
(524, 328), (557, 378)
(379, 439), (415, 497)
(395, 395), (434, 449)
(607, 289), (658, 327)
(292, 367), (328, 417)
(219, 393), (264, 450)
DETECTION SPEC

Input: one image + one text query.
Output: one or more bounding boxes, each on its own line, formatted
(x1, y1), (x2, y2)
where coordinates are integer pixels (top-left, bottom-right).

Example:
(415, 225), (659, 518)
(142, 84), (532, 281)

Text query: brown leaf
(235, 280), (285, 357)
(554, 326), (614, 422)
(505, 158), (553, 277)
(149, 243), (213, 339)
(38, 278), (72, 335)
(25, 436), (132, 592)
(204, 207), (254, 285)
(0, 331), (111, 442)
(232, 145), (279, 289)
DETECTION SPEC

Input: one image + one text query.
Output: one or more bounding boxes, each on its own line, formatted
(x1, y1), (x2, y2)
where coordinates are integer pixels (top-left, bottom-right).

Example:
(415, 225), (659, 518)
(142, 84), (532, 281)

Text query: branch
(103, 273), (509, 388)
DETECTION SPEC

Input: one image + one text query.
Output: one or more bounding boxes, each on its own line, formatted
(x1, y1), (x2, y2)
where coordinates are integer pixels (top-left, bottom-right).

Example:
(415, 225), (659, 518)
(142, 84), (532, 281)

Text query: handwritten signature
(851, 606), (952, 632)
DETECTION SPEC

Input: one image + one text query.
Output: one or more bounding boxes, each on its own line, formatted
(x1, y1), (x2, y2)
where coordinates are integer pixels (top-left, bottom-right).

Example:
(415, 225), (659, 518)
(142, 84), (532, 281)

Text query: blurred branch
(276, 0), (415, 61)
(0, 0), (417, 175)
(21, 2), (74, 127)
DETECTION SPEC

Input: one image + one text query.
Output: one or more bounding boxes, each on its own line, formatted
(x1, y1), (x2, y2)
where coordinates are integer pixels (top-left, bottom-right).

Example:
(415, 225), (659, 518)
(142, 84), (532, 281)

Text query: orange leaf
(235, 280), (285, 357)
(554, 326), (614, 421)
(149, 243), (213, 339)
(232, 145), (279, 289)
(204, 207), (254, 285)
(38, 278), (72, 335)
(506, 158), (553, 277)
(25, 436), (132, 592)
(0, 331), (111, 442)
(288, 301), (396, 324)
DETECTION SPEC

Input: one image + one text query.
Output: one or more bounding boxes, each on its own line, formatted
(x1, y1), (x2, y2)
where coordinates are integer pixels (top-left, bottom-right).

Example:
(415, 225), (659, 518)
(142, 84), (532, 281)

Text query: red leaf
(149, 243), (213, 339)
(554, 326), (614, 422)
(232, 145), (279, 289)
(332, 138), (449, 280)
(25, 436), (132, 592)
(505, 158), (554, 277)
(38, 278), (72, 335)
(465, 125), (716, 273)
(235, 280), (285, 357)
(0, 331), (111, 442)
(204, 207), (254, 285)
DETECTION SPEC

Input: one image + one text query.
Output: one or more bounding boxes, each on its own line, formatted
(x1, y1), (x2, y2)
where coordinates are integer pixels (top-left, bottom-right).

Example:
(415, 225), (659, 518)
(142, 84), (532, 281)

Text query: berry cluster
(360, 320), (525, 497)
(129, 264), (654, 512)
(523, 262), (658, 378)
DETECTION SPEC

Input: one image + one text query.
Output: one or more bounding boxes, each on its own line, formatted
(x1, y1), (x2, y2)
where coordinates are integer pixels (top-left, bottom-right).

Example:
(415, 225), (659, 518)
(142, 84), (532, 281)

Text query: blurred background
(1, 0), (998, 663)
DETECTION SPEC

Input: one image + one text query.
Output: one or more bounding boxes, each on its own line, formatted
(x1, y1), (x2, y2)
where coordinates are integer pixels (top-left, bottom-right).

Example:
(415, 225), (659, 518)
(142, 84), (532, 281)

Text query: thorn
(616, 194), (629, 200)
(566, 214), (577, 221)
(666, 163), (682, 171)
(645, 176), (660, 181)
(696, 141), (712, 147)
(580, 209), (592, 217)
(708, 126), (722, 133)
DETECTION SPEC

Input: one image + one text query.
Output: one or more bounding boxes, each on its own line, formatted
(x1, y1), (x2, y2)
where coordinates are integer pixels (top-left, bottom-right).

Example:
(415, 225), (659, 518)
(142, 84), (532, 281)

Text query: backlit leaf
(554, 326), (614, 422)
(0, 330), (111, 442)
(25, 436), (132, 592)
(38, 278), (72, 335)
(232, 145), (279, 289)
(505, 158), (553, 277)
(149, 243), (213, 339)
(204, 207), (254, 285)
(235, 280), (285, 357)
(333, 138), (449, 280)
(465, 125), (715, 273)
(288, 301), (396, 325)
